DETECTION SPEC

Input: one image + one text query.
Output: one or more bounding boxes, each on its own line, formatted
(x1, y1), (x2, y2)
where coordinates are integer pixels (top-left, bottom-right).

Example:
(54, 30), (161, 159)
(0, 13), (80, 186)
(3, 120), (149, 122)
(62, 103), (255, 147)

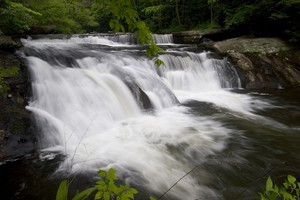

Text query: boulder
(0, 51), (36, 160)
(212, 37), (300, 89)
(0, 35), (22, 52)
(173, 29), (224, 44)
(213, 37), (291, 54)
(172, 28), (244, 44)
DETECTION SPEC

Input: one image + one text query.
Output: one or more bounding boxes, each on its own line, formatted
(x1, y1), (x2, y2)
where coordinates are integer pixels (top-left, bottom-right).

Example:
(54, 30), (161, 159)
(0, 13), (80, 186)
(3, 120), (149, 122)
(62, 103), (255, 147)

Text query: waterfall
(21, 34), (268, 200)
(153, 34), (174, 44)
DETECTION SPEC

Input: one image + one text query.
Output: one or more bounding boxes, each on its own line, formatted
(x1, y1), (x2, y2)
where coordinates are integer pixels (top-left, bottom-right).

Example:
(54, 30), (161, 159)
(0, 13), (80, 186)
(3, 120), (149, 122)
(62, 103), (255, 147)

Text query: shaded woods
(0, 0), (299, 42)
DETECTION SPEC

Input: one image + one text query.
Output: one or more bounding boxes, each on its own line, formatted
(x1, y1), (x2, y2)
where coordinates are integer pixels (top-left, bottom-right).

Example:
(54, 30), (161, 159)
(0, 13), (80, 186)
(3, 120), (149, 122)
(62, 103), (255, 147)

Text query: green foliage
(259, 175), (300, 200)
(94, 0), (163, 64)
(0, 0), (41, 34)
(56, 168), (156, 200)
(225, 5), (256, 28)
(18, 0), (98, 34)
(0, 67), (19, 94)
(193, 22), (220, 30)
(1, 0), (300, 42)
(56, 180), (69, 200)
(142, 5), (165, 15)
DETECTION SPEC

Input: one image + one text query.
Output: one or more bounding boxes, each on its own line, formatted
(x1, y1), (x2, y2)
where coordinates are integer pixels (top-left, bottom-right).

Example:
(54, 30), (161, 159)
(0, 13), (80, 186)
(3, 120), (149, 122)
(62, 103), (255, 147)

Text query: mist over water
(19, 35), (299, 200)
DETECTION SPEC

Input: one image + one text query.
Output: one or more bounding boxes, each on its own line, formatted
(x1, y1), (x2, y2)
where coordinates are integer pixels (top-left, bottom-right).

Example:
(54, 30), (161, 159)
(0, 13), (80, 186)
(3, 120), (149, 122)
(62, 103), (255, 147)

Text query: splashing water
(21, 34), (274, 199)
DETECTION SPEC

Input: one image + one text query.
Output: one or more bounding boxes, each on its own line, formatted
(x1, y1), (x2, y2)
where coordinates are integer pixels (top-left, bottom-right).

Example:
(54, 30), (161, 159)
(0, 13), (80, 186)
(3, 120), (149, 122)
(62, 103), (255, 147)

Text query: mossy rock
(212, 37), (300, 89)
(0, 35), (22, 52)
(213, 37), (292, 54)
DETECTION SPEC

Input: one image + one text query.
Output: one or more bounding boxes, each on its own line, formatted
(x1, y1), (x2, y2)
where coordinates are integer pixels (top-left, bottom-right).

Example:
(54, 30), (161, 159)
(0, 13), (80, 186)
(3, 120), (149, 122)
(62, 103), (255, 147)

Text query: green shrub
(259, 175), (300, 200)
(0, 0), (41, 35)
(56, 168), (156, 200)
(0, 66), (19, 94)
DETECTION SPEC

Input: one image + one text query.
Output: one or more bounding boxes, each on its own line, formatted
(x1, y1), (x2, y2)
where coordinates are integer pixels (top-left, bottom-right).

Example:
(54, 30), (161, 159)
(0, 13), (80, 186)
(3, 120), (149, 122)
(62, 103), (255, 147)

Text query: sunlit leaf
(72, 187), (96, 200)
(266, 176), (273, 191)
(288, 175), (296, 184)
(259, 193), (267, 200)
(56, 180), (68, 200)
(95, 191), (103, 200)
(98, 170), (107, 178)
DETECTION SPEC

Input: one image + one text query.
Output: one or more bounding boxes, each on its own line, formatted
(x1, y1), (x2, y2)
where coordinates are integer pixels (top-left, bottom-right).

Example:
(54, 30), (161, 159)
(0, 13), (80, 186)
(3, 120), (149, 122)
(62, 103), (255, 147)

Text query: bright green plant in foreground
(0, 67), (19, 94)
(57, 168), (156, 200)
(259, 175), (300, 200)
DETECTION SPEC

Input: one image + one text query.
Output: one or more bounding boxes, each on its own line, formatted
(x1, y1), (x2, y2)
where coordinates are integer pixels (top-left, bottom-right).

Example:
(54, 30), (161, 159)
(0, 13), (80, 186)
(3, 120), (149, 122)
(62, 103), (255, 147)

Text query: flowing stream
(4, 34), (299, 200)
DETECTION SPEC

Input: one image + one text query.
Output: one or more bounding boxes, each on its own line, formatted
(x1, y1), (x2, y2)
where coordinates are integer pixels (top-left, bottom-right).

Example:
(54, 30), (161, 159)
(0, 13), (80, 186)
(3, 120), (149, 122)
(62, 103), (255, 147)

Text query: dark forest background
(0, 0), (300, 42)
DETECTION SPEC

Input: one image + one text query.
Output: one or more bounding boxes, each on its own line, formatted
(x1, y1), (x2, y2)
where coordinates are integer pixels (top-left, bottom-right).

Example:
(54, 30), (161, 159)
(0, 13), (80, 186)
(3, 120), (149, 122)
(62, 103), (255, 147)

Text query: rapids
(14, 34), (300, 200)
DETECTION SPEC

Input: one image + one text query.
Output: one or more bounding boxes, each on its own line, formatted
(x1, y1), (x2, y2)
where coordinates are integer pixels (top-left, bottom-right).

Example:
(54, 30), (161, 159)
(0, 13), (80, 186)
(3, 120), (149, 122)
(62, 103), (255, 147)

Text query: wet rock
(129, 84), (153, 111)
(229, 52), (254, 71)
(0, 35), (22, 52)
(173, 29), (224, 44)
(172, 29), (243, 44)
(213, 37), (291, 54)
(0, 51), (36, 160)
(212, 37), (300, 89)
(26, 25), (56, 35)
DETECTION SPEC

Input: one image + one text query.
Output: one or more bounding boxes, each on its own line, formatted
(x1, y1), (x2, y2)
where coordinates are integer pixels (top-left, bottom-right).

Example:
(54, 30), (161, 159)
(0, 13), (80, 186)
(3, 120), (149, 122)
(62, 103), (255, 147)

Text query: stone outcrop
(172, 28), (242, 44)
(0, 50), (36, 160)
(173, 29), (224, 44)
(212, 37), (300, 89)
(172, 30), (300, 89)
(0, 35), (22, 52)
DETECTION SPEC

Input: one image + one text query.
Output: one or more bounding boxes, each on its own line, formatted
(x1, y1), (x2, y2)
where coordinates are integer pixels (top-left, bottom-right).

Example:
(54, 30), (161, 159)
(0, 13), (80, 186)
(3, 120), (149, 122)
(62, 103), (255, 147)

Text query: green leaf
(56, 180), (68, 200)
(96, 181), (105, 186)
(128, 188), (138, 195)
(96, 184), (108, 191)
(107, 168), (118, 181)
(266, 190), (279, 200)
(280, 190), (295, 200)
(94, 191), (103, 200)
(284, 182), (290, 189)
(259, 193), (267, 200)
(103, 191), (110, 200)
(288, 175), (297, 184)
(108, 181), (117, 193)
(266, 176), (273, 191)
(72, 187), (96, 200)
(154, 59), (164, 67)
(98, 169), (107, 178)
(142, 5), (165, 15)
(122, 191), (134, 199)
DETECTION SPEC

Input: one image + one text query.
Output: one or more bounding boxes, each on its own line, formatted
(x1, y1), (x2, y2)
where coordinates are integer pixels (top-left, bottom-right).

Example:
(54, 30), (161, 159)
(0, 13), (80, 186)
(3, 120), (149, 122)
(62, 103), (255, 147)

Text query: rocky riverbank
(0, 35), (36, 160)
(172, 30), (300, 89)
(1, 31), (300, 161)
(213, 37), (300, 89)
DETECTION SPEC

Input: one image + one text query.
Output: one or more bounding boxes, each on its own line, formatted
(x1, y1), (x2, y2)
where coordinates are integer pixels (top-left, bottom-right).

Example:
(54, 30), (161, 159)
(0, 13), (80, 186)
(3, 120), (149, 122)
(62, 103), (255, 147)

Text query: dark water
(0, 35), (299, 200)
(1, 90), (299, 200)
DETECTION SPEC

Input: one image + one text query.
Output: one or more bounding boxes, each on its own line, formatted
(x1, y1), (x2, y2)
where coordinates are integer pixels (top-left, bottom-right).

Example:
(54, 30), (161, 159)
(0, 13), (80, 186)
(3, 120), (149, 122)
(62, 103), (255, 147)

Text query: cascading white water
(153, 34), (174, 44)
(21, 34), (271, 199)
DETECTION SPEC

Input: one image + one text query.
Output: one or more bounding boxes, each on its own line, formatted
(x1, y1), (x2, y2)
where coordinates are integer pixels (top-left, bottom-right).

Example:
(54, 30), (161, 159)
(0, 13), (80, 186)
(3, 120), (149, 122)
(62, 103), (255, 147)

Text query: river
(0, 34), (299, 200)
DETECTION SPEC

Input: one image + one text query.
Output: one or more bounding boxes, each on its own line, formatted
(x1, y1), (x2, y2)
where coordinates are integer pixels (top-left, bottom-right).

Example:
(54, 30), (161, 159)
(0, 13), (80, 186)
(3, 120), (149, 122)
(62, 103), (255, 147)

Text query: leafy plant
(56, 168), (156, 200)
(225, 5), (256, 28)
(0, 0), (41, 34)
(93, 0), (164, 66)
(0, 66), (19, 94)
(259, 175), (300, 200)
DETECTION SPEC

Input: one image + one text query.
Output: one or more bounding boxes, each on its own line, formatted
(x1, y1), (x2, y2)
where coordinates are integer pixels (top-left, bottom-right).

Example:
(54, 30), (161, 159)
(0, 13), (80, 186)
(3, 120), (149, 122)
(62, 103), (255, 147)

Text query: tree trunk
(175, 0), (181, 25)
